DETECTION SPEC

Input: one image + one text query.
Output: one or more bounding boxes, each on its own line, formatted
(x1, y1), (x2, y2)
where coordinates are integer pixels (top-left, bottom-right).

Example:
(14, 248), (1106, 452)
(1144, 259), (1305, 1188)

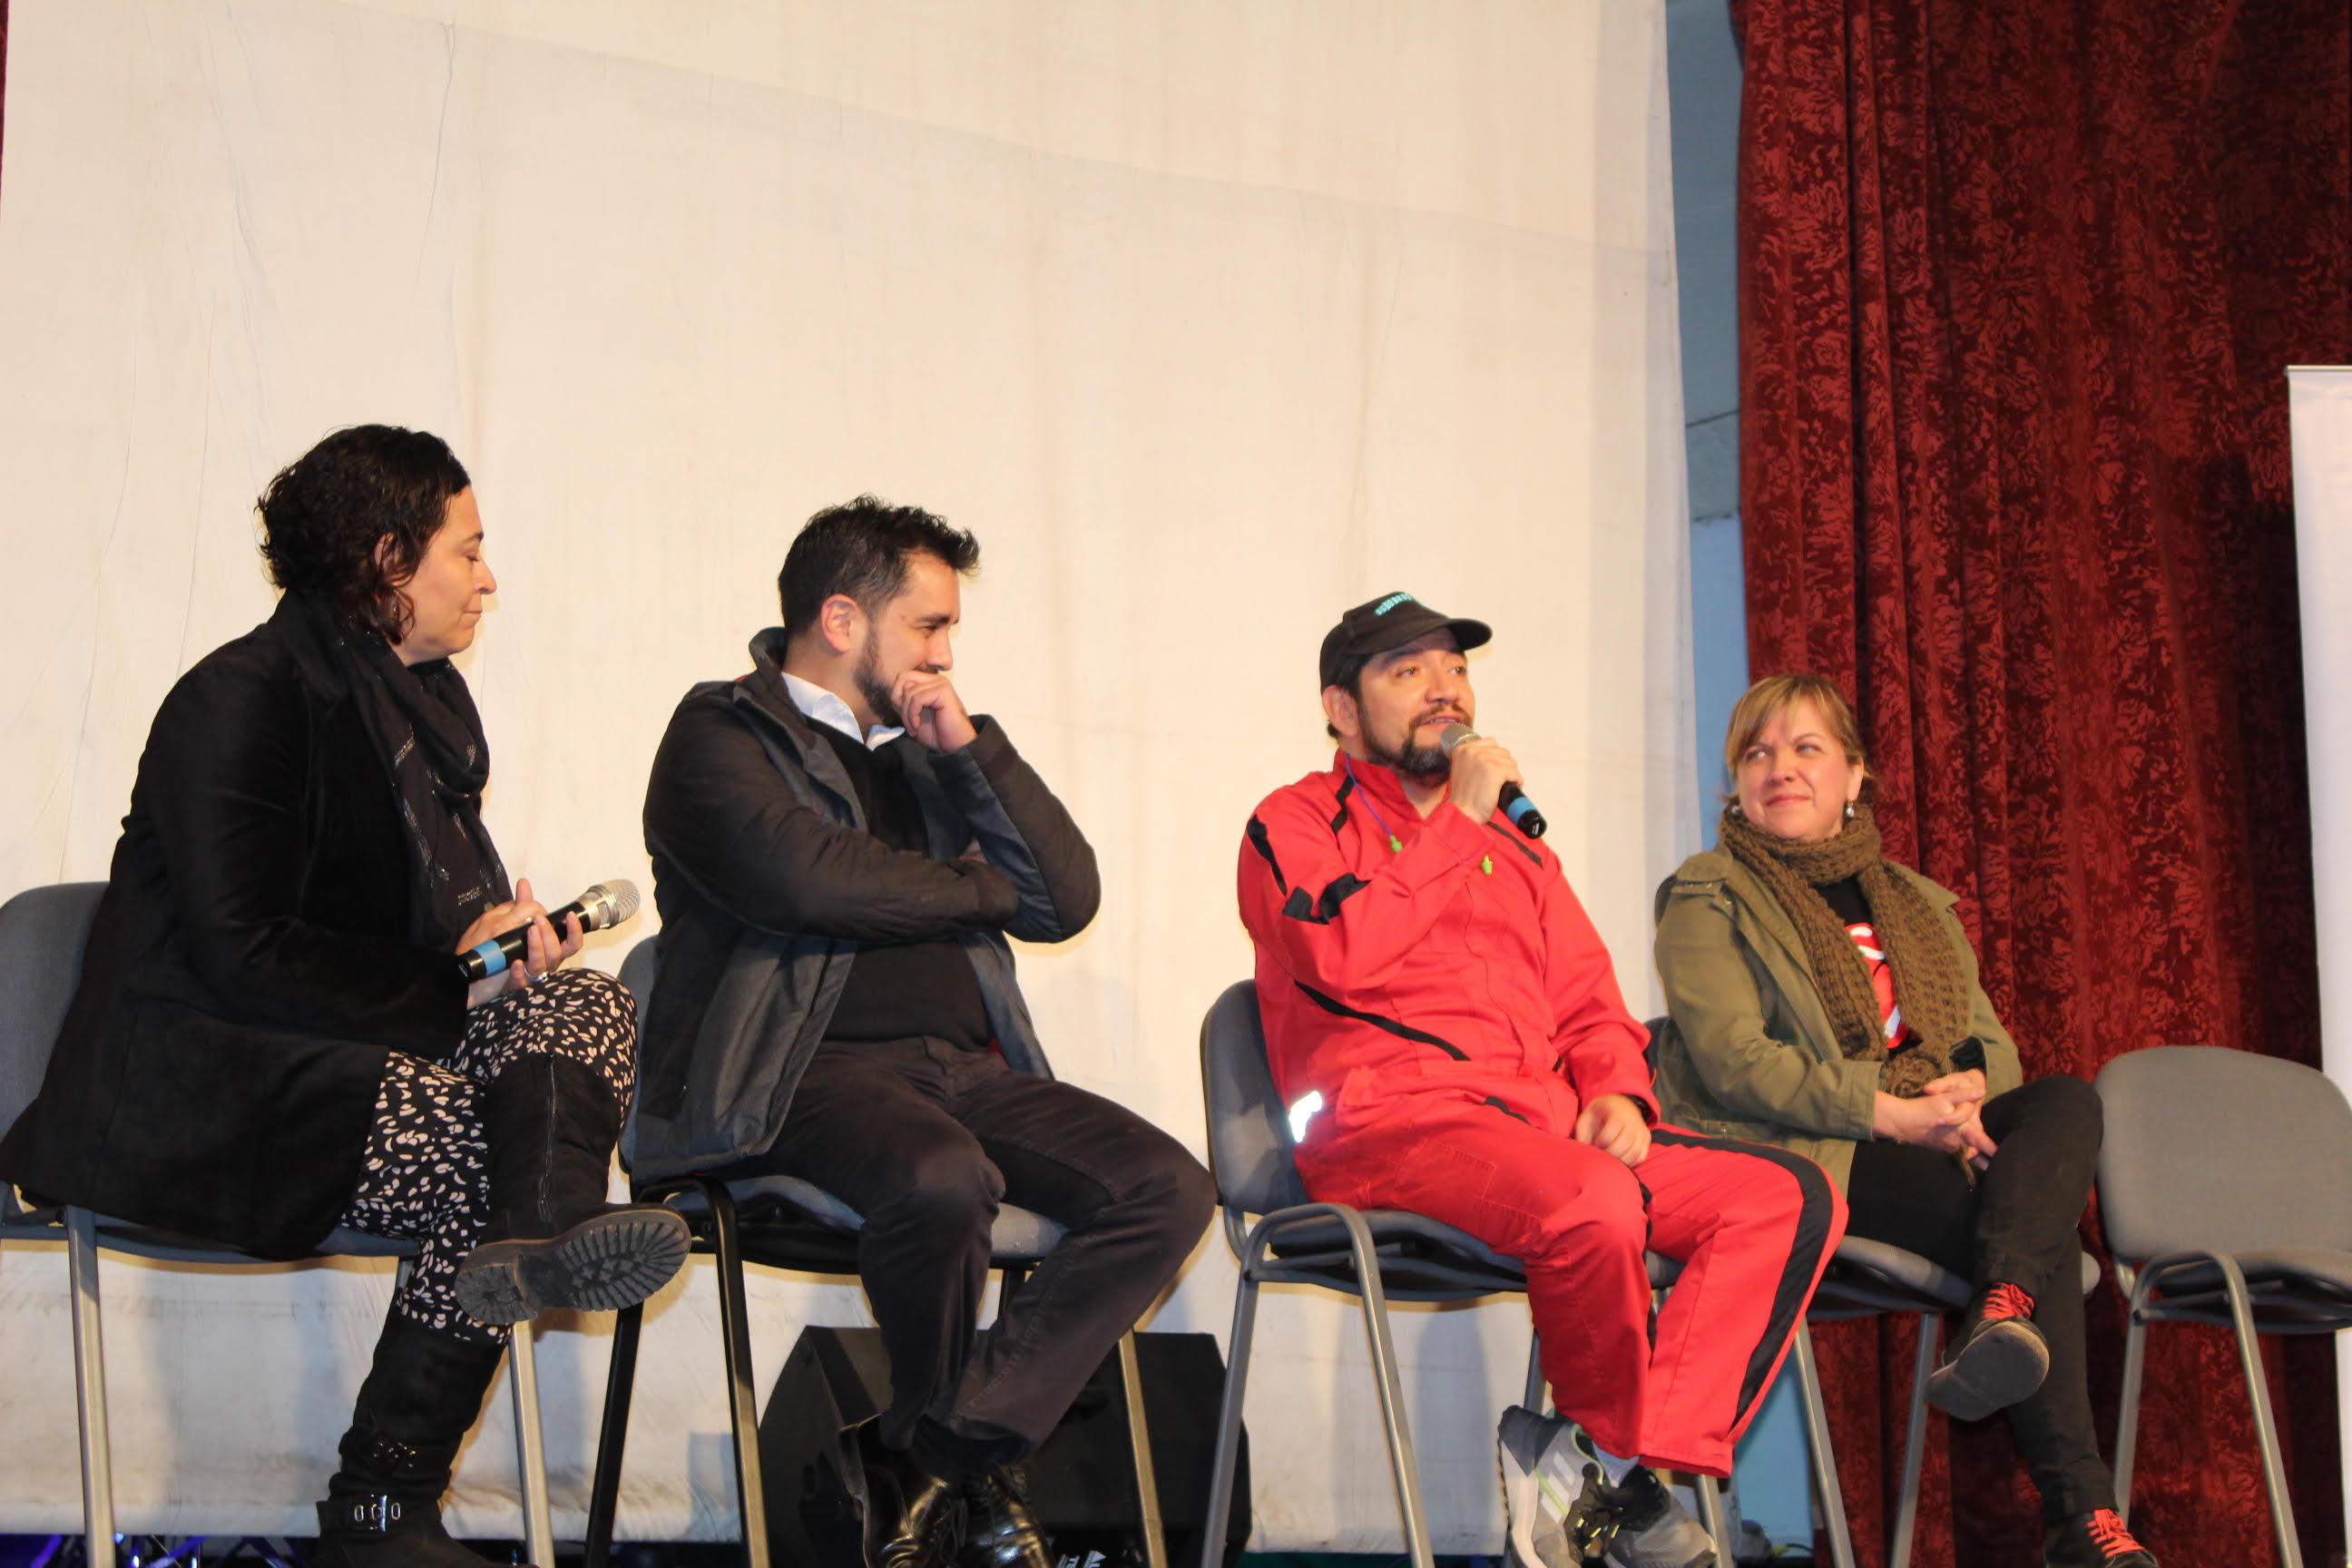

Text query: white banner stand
(2288, 364), (2352, 1554)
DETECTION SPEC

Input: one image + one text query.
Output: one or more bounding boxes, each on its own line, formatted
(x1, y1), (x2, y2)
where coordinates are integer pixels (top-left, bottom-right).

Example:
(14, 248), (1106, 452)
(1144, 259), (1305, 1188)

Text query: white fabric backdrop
(2289, 365), (2352, 1559)
(0, 0), (1692, 1549)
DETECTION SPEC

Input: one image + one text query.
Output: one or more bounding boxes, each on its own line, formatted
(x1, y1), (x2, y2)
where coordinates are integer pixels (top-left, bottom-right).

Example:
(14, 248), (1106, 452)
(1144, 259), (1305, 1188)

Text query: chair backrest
(1197, 979), (1310, 1218)
(0, 883), (108, 1141)
(2095, 1044), (2352, 1262)
(612, 935), (661, 1178)
(618, 934), (661, 1010)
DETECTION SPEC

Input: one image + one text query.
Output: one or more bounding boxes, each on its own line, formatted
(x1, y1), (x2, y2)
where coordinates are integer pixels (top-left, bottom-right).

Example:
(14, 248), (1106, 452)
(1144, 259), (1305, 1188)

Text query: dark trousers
(1845, 1072), (2110, 1522)
(728, 1037), (1214, 1471)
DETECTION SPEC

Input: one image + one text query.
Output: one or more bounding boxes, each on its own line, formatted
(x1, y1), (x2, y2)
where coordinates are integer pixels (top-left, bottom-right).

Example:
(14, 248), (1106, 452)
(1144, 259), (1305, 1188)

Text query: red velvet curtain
(1733, 0), (2352, 1562)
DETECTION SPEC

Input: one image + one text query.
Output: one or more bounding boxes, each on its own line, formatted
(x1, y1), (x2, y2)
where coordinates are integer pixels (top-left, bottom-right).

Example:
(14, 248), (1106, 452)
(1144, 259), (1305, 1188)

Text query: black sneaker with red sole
(1926, 1281), (2050, 1422)
(2043, 1508), (2157, 1567)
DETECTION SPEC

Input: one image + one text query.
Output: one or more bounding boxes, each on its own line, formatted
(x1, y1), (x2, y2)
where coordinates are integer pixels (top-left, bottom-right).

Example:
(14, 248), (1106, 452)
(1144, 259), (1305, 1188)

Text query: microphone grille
(1438, 723), (1478, 754)
(578, 879), (642, 930)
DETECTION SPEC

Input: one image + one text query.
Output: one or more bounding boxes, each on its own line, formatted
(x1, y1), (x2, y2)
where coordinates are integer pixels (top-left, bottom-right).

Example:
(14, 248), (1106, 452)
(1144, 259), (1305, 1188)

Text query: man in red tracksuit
(1238, 593), (1845, 1567)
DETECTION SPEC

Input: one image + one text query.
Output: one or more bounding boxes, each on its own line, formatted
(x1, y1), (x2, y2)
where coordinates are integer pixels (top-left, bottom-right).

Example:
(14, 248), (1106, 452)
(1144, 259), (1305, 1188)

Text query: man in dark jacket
(638, 495), (1212, 1568)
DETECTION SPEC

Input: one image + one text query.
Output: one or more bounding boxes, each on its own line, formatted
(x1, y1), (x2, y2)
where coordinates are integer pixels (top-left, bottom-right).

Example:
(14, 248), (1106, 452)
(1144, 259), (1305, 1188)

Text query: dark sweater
(811, 725), (994, 1051)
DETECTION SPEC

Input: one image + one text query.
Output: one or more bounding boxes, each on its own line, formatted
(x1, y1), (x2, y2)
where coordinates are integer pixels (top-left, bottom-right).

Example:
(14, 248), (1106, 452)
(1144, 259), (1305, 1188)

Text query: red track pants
(1298, 1098), (1845, 1475)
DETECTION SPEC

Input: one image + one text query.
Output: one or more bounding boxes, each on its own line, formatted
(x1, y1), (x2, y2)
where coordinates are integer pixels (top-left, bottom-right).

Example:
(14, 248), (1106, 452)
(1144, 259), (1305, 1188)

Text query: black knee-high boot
(314, 1315), (509, 1568)
(451, 1054), (690, 1325)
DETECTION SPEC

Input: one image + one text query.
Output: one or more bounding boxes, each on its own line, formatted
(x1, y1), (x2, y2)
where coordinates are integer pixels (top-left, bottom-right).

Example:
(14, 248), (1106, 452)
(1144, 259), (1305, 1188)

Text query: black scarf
(283, 593), (509, 949)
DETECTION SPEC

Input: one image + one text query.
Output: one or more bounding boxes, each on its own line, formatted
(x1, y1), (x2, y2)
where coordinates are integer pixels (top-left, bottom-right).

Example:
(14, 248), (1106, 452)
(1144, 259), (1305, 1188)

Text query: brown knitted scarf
(1716, 803), (1970, 1098)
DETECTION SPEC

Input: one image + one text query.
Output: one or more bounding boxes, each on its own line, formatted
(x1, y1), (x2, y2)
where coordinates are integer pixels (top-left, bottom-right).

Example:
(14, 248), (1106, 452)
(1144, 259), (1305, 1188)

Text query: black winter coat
(0, 598), (471, 1257)
(631, 628), (1099, 1179)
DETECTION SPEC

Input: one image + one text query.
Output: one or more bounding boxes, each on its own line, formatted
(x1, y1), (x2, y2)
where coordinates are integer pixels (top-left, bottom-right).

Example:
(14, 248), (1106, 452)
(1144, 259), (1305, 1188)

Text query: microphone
(1438, 724), (1549, 838)
(459, 879), (642, 980)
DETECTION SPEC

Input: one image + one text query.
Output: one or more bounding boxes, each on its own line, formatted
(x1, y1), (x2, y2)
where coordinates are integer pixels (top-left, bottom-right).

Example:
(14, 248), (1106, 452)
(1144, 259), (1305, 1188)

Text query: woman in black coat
(0, 426), (689, 1568)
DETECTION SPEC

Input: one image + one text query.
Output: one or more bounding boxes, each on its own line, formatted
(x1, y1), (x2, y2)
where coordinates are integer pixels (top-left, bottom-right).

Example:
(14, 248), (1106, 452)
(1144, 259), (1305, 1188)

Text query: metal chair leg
(66, 1209), (116, 1568)
(1792, 1322), (1855, 1568)
(507, 1320), (557, 1568)
(583, 1300), (646, 1568)
(703, 1181), (770, 1568)
(1332, 1209), (1434, 1568)
(1723, 1469), (1751, 1561)
(2113, 1279), (2151, 1524)
(1198, 1249), (1266, 1568)
(2217, 1259), (2304, 1568)
(1692, 1474), (1733, 1562)
(1116, 1333), (1169, 1568)
(1888, 1312), (1938, 1568)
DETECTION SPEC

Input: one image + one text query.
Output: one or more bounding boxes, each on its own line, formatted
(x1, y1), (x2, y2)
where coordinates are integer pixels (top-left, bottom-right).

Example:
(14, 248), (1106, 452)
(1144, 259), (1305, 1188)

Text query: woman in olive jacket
(1651, 675), (2152, 1568)
(0, 427), (687, 1568)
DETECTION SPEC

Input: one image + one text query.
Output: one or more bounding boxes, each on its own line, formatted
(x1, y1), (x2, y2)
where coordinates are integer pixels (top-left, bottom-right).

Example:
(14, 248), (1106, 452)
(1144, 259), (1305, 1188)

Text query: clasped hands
(1874, 1067), (1998, 1169)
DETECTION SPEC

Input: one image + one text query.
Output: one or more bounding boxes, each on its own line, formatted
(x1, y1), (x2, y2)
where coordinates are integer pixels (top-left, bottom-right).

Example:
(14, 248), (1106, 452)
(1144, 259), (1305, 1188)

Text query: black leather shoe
(958, 1466), (1053, 1568)
(845, 1417), (967, 1568)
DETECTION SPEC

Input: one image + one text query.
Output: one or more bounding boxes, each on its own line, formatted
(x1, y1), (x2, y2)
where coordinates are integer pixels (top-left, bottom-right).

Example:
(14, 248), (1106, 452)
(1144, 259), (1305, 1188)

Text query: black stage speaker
(758, 1328), (1250, 1568)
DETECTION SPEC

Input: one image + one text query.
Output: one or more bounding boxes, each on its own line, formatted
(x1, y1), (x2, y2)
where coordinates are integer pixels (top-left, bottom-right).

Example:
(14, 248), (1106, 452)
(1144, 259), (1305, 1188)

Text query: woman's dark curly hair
(258, 426), (472, 643)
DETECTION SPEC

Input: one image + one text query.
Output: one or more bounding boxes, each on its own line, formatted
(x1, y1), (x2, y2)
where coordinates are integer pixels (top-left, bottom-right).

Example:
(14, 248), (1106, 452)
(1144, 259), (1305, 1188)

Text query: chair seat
(1, 1210), (416, 1264)
(1818, 1237), (1973, 1312)
(2131, 1247), (2352, 1329)
(1252, 1206), (1525, 1300)
(1253, 1207), (1690, 1302)
(671, 1173), (1069, 1261)
(1810, 1238), (2102, 1321)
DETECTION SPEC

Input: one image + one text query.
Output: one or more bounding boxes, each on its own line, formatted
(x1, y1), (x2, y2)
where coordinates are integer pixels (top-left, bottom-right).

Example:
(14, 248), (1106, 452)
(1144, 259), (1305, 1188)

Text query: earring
(1845, 802), (1856, 819)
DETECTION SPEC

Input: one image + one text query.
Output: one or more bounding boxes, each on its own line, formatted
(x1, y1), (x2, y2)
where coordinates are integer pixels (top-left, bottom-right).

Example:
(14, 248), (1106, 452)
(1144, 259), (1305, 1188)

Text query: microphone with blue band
(459, 879), (642, 980)
(1438, 723), (1549, 839)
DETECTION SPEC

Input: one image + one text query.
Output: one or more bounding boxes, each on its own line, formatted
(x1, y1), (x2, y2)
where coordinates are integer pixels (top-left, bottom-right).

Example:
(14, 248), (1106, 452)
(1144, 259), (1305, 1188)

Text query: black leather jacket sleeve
(934, 720), (1100, 944)
(142, 649), (469, 1048)
(643, 688), (1025, 942)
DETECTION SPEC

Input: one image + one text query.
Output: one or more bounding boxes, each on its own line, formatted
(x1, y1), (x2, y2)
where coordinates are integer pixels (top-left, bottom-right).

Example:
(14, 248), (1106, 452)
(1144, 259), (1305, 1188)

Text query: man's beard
(855, 632), (904, 729)
(1364, 718), (1452, 783)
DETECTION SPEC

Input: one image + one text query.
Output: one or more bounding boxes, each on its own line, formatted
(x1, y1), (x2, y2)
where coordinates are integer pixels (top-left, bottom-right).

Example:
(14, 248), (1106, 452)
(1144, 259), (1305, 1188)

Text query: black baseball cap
(1318, 593), (1493, 690)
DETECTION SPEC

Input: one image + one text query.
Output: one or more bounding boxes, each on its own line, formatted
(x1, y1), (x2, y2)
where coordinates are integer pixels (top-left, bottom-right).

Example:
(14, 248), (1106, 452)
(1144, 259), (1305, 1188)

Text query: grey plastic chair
(582, 936), (1168, 1568)
(2094, 1044), (2352, 1568)
(1195, 980), (1730, 1568)
(0, 881), (558, 1568)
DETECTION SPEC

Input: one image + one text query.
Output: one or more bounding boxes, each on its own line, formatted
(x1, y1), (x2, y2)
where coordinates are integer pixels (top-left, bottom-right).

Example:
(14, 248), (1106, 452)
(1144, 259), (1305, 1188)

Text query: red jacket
(1238, 752), (1657, 1146)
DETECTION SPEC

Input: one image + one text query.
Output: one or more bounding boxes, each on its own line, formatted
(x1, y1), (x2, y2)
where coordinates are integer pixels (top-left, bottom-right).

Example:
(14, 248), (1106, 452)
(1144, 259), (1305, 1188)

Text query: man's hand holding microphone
(1441, 723), (1549, 838)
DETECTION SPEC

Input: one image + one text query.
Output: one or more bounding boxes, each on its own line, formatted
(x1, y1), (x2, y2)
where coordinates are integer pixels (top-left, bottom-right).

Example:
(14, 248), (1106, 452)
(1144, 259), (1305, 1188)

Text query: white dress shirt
(780, 670), (906, 750)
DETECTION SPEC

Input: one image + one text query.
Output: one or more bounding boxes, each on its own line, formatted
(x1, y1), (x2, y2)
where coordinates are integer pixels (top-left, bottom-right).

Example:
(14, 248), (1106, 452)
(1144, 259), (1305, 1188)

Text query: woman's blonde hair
(1723, 673), (1867, 785)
